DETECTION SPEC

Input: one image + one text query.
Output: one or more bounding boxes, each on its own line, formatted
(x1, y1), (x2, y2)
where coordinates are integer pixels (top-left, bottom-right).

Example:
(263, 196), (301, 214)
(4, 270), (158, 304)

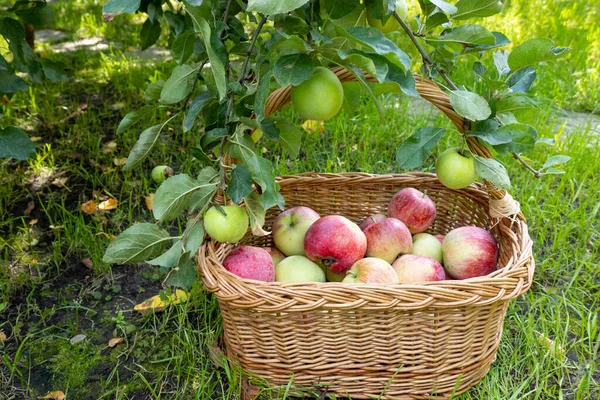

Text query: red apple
(388, 188), (437, 234)
(342, 258), (398, 284)
(223, 246), (274, 282)
(304, 215), (367, 274)
(264, 247), (285, 266)
(442, 226), (498, 279)
(363, 217), (412, 264)
(272, 206), (320, 256)
(392, 254), (446, 283)
(359, 213), (386, 231)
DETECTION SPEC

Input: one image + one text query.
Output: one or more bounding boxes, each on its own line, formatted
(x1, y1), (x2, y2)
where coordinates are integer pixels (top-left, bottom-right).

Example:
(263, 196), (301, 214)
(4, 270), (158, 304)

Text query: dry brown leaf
(81, 200), (98, 215)
(24, 201), (35, 215)
(208, 343), (225, 369)
(80, 258), (93, 269)
(1, 95), (8, 105)
(40, 391), (65, 400)
(536, 331), (565, 358)
(102, 141), (118, 153)
(144, 193), (154, 211)
(301, 119), (324, 134)
(97, 232), (117, 240)
(108, 337), (124, 348)
(134, 290), (189, 314)
(29, 219), (38, 226)
(0, 331), (7, 342)
(98, 198), (118, 211)
(52, 177), (68, 188)
(113, 157), (128, 166)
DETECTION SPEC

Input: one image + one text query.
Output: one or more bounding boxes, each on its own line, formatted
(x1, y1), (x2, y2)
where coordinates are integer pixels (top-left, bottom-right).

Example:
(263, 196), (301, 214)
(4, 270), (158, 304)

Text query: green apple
(272, 206), (320, 256)
(204, 205), (249, 243)
(275, 255), (326, 283)
(291, 66), (344, 121)
(366, 0), (408, 34)
(151, 165), (173, 184)
(435, 148), (479, 189)
(411, 233), (443, 264)
(326, 269), (346, 282)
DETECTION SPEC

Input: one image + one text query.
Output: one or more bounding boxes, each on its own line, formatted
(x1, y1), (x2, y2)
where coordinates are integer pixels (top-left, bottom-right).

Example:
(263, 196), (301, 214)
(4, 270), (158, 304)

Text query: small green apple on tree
(100, 0), (571, 289)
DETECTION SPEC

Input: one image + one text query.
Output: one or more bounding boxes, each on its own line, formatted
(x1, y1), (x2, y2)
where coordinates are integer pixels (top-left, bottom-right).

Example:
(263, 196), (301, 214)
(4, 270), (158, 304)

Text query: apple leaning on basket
(208, 184), (499, 285)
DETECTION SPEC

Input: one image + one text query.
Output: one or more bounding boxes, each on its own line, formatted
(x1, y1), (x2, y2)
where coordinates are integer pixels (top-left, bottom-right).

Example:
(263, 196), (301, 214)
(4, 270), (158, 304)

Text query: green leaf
(194, 17), (227, 101)
(244, 192), (268, 236)
(188, 166), (219, 212)
(147, 240), (184, 268)
(123, 124), (162, 171)
(344, 64), (385, 120)
(426, 12), (449, 30)
(183, 92), (211, 133)
(430, 0), (458, 14)
(395, 127), (446, 169)
(543, 167), (565, 175)
(495, 123), (537, 153)
(145, 80), (164, 101)
(227, 165), (253, 204)
(0, 70), (29, 93)
(0, 127), (35, 160)
(337, 49), (388, 83)
(39, 58), (68, 82)
(160, 64), (196, 104)
(542, 155), (570, 169)
(384, 61), (418, 97)
(469, 119), (512, 145)
(259, 118), (280, 141)
(496, 112), (518, 125)
(449, 90), (491, 121)
(273, 53), (314, 87)
(165, 259), (197, 289)
(508, 38), (567, 70)
(153, 174), (216, 221)
(140, 18), (161, 50)
(342, 81), (362, 115)
(183, 220), (205, 255)
(200, 127), (228, 149)
(247, 0), (310, 15)
(274, 117), (302, 158)
(493, 50), (510, 77)
(336, 25), (411, 71)
(506, 66), (536, 93)
(537, 137), (555, 146)
(254, 68), (273, 123)
(324, 0), (361, 19)
(12, 1), (54, 26)
(364, 0), (396, 20)
(102, 0), (141, 22)
(172, 30), (196, 64)
(474, 156), (510, 189)
(117, 105), (157, 135)
(495, 95), (537, 113)
(103, 223), (172, 264)
(427, 24), (495, 46)
(453, 0), (503, 20)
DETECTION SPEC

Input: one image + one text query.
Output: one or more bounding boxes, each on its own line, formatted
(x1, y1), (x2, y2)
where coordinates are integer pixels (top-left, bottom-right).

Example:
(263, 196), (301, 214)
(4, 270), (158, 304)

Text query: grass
(1, 0), (599, 398)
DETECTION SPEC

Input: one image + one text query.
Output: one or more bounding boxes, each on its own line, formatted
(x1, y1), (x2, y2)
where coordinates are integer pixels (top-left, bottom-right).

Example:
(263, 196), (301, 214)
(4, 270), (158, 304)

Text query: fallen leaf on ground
(80, 258), (93, 269)
(52, 177), (68, 188)
(97, 232), (116, 240)
(536, 331), (565, 358)
(30, 136), (43, 142)
(40, 391), (65, 400)
(144, 193), (154, 210)
(98, 198), (118, 211)
(0, 331), (7, 341)
(134, 290), (189, 314)
(208, 343), (225, 369)
(113, 157), (128, 166)
(24, 201), (35, 215)
(108, 337), (124, 348)
(29, 219), (38, 226)
(301, 119), (324, 134)
(102, 141), (118, 153)
(81, 200), (98, 215)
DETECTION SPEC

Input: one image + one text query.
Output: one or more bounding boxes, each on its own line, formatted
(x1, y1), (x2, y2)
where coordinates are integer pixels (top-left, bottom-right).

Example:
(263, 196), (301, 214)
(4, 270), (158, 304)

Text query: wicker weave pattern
(198, 70), (535, 398)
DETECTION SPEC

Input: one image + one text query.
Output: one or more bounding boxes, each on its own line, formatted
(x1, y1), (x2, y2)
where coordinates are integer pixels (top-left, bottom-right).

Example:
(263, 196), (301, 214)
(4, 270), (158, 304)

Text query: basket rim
(199, 172), (534, 312)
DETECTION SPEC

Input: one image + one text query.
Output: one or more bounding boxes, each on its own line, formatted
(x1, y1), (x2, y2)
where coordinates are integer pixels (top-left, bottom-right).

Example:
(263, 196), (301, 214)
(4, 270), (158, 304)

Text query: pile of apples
(221, 188), (499, 284)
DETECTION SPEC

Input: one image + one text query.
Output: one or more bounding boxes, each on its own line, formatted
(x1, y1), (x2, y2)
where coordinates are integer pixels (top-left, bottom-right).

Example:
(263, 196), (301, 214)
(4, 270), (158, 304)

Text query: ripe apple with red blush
(393, 254), (446, 283)
(442, 226), (498, 279)
(223, 246), (274, 282)
(342, 258), (398, 284)
(388, 188), (436, 234)
(304, 215), (367, 274)
(359, 213), (386, 231)
(363, 217), (412, 264)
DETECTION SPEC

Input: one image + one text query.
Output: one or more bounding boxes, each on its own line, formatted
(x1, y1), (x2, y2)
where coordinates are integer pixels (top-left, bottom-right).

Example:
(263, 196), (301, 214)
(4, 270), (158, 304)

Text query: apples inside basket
(198, 68), (534, 399)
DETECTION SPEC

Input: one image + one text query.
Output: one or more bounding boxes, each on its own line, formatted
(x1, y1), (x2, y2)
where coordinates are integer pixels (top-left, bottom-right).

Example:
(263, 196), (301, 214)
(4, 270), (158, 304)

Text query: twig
(393, 11), (457, 90)
(513, 153), (542, 178)
(218, 0), (235, 40)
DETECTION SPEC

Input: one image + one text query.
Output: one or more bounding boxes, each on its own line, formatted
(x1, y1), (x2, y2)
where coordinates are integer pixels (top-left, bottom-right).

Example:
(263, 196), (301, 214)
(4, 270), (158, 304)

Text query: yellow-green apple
(388, 187), (436, 234)
(363, 217), (412, 263)
(151, 165), (173, 183)
(366, 0), (408, 33)
(264, 247), (285, 266)
(204, 205), (249, 243)
(435, 148), (478, 189)
(326, 269), (346, 282)
(393, 254), (446, 283)
(272, 206), (320, 256)
(304, 215), (367, 274)
(275, 255), (326, 283)
(291, 66), (344, 121)
(411, 233), (443, 264)
(342, 258), (398, 284)
(359, 213), (386, 231)
(223, 246), (274, 282)
(442, 226), (498, 279)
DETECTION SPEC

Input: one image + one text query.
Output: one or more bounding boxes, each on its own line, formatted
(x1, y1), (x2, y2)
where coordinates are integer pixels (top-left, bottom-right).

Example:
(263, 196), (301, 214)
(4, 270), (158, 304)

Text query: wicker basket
(198, 68), (535, 399)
